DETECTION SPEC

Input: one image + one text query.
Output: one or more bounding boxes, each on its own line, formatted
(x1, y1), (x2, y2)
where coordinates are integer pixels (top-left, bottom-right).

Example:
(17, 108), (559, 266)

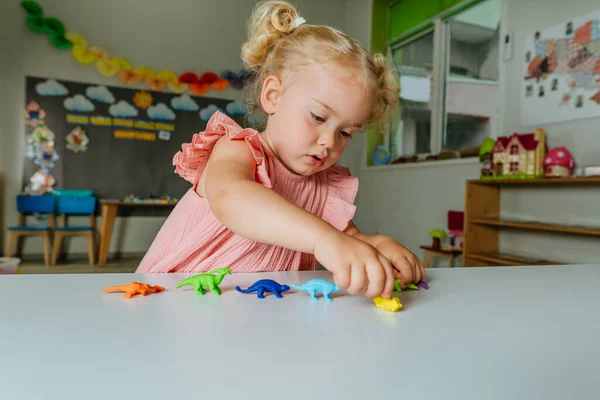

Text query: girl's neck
(259, 129), (300, 176)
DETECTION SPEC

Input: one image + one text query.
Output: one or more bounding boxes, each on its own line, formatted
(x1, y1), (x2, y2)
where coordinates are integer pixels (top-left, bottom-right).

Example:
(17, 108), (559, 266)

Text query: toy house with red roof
(492, 129), (547, 178)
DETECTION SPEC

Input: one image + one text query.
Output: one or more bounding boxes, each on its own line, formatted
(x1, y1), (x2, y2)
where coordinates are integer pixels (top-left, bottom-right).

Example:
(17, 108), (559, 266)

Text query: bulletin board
(23, 76), (248, 202)
(521, 8), (600, 126)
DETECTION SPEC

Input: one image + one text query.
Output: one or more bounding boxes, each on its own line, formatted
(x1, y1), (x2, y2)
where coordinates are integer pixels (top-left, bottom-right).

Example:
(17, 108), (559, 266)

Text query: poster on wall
(521, 8), (600, 126)
(23, 76), (247, 200)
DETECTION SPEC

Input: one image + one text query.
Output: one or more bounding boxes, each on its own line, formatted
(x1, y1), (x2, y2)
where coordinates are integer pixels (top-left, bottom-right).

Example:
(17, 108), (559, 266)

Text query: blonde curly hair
(240, 0), (399, 132)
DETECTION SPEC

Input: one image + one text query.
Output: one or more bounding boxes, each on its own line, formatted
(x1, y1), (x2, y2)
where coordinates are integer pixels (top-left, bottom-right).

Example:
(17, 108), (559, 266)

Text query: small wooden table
(420, 245), (463, 268)
(97, 200), (176, 266)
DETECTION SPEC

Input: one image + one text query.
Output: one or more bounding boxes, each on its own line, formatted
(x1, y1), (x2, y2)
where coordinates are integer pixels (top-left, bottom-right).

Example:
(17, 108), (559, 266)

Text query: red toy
(543, 147), (575, 177)
(447, 210), (464, 250)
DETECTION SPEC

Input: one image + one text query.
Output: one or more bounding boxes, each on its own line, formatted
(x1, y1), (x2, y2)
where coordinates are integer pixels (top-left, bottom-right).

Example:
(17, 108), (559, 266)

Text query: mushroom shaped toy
(543, 147), (575, 177)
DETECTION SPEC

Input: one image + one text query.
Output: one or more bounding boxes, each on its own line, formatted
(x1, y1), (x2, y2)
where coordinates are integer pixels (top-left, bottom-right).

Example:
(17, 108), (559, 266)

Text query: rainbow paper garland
(21, 1), (252, 95)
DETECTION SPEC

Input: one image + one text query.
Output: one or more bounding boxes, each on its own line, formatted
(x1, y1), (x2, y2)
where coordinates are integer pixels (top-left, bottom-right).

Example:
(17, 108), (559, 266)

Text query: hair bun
(241, 1), (300, 69)
(270, 3), (297, 33)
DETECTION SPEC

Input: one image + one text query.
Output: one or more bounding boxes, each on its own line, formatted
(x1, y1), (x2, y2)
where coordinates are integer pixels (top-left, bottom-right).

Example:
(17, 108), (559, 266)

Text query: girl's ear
(260, 75), (282, 115)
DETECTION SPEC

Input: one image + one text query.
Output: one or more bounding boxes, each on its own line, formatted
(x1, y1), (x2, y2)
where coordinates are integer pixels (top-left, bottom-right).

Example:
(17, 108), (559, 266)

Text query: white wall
(0, 0), (366, 259)
(353, 160), (481, 267)
(336, 0), (372, 175)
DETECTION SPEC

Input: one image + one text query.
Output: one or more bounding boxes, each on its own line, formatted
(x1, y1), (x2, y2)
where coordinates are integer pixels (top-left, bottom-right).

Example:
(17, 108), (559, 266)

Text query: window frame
(385, 17), (448, 161)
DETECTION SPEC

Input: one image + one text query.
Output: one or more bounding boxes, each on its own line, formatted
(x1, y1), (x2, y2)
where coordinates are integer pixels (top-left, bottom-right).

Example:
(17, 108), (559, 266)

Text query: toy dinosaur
(235, 279), (290, 299)
(290, 278), (340, 301)
(102, 281), (165, 298)
(373, 296), (403, 312)
(176, 267), (232, 295)
(394, 279), (428, 292)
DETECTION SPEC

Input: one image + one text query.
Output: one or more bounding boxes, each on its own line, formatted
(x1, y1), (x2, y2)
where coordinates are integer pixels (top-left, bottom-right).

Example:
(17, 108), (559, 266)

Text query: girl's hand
(367, 235), (425, 287)
(313, 230), (396, 298)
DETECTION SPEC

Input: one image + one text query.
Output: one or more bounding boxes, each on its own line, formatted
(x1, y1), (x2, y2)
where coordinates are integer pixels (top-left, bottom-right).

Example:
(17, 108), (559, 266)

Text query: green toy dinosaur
(394, 279), (419, 292)
(176, 267), (232, 295)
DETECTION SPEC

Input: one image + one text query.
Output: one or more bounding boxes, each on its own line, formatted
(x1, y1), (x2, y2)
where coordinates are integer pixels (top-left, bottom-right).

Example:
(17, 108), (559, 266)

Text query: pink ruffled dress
(135, 111), (358, 273)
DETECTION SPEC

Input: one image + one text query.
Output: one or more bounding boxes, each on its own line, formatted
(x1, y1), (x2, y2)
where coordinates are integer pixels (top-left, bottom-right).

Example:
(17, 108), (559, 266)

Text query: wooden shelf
(469, 253), (560, 266)
(471, 218), (600, 237)
(467, 176), (600, 185)
(463, 177), (600, 267)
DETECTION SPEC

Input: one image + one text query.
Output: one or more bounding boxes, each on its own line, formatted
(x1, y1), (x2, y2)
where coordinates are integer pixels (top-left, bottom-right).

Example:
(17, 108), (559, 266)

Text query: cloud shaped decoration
(36, 79), (68, 96)
(199, 105), (223, 121)
(246, 113), (265, 127)
(226, 100), (247, 115)
(147, 103), (176, 121)
(109, 100), (138, 118)
(86, 85), (115, 104)
(63, 94), (95, 112)
(171, 94), (198, 111)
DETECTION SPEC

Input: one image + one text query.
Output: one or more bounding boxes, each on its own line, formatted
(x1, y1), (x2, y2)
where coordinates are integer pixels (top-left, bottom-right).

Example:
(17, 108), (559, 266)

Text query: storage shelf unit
(463, 176), (600, 267)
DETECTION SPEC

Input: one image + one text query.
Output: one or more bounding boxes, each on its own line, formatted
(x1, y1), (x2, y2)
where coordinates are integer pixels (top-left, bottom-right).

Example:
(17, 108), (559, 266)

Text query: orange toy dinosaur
(103, 282), (165, 298)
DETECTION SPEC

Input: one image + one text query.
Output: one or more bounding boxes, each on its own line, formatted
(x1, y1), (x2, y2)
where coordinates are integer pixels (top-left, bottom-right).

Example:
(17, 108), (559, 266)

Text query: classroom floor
(18, 258), (140, 274)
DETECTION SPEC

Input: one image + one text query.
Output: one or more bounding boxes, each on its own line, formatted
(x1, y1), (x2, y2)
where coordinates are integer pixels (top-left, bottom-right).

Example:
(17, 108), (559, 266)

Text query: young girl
(136, 0), (424, 299)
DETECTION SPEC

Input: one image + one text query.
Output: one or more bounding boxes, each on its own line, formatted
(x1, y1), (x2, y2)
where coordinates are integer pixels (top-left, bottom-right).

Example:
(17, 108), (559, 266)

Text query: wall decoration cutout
(20, 1), (252, 96)
(21, 1), (71, 50)
(63, 94), (95, 112)
(158, 130), (171, 141)
(133, 91), (153, 109)
(26, 124), (55, 159)
(35, 79), (68, 96)
(147, 103), (176, 121)
(199, 105), (223, 121)
(221, 70), (252, 90)
(23, 168), (56, 195)
(109, 100), (138, 118)
(171, 94), (199, 111)
(226, 100), (247, 115)
(522, 8), (600, 125)
(66, 126), (90, 152)
(25, 100), (47, 128)
(86, 85), (115, 104)
(34, 141), (60, 168)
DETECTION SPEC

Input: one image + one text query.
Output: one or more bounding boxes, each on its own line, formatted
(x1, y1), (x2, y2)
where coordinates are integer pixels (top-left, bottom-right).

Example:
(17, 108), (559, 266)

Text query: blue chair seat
(55, 226), (94, 231)
(8, 225), (51, 231)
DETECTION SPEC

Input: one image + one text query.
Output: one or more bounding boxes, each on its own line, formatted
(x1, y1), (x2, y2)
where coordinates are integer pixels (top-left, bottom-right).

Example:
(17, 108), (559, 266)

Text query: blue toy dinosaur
(235, 279), (290, 299)
(290, 278), (340, 301)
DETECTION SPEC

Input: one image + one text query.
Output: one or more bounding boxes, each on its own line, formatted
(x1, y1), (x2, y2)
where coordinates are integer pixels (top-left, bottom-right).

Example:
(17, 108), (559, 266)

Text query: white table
(1, 265), (599, 399)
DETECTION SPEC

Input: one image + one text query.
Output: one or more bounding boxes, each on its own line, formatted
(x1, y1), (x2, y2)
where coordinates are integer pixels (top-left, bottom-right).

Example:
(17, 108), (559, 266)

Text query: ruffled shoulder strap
(321, 165), (359, 231)
(172, 111), (271, 188)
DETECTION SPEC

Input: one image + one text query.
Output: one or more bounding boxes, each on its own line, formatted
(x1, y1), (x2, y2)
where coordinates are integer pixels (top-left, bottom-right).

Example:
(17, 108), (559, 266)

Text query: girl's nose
(317, 130), (335, 149)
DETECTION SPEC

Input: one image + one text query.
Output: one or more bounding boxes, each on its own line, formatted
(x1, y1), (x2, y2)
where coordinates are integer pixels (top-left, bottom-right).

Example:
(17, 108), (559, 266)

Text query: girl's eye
(311, 112), (325, 122)
(339, 131), (352, 138)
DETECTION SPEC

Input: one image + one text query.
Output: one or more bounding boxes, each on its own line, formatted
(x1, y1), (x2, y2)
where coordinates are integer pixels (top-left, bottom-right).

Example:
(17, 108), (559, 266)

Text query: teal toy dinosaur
(290, 278), (340, 301)
(176, 267), (232, 295)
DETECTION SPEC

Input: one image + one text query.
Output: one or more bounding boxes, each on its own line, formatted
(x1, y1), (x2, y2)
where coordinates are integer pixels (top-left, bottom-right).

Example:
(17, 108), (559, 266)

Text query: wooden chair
(51, 196), (97, 265)
(5, 195), (56, 265)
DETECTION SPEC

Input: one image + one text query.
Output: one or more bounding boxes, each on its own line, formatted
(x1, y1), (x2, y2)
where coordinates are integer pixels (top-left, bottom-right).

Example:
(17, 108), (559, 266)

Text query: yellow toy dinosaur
(373, 296), (403, 312)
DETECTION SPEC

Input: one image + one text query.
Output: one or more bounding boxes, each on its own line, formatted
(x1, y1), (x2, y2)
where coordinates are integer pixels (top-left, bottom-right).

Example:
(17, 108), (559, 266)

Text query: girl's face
(260, 63), (375, 176)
